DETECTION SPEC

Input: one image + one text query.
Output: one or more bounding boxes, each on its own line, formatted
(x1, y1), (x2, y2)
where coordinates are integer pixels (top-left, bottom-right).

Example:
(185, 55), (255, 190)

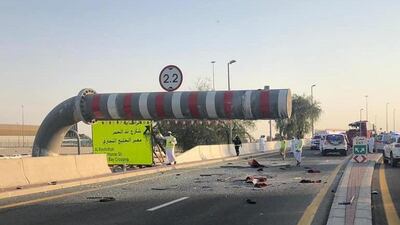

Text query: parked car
(383, 135), (400, 167)
(311, 135), (321, 150)
(320, 134), (348, 156)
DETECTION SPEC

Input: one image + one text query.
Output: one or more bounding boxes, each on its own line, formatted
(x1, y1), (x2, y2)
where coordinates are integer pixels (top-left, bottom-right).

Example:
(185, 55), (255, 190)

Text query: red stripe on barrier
(260, 91), (270, 117)
(224, 91), (233, 118)
(123, 93), (134, 119)
(156, 93), (165, 118)
(92, 95), (103, 118)
(188, 92), (200, 118)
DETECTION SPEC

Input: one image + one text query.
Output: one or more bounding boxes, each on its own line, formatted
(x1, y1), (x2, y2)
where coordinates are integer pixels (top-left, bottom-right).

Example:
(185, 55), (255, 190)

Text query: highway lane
(372, 162), (400, 225)
(0, 150), (347, 225)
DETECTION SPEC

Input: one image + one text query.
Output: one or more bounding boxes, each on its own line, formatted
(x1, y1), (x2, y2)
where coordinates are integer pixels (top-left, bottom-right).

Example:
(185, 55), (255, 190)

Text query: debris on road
(248, 159), (265, 168)
(306, 169), (321, 173)
(87, 196), (116, 202)
(338, 196), (354, 205)
(99, 197), (116, 202)
(200, 173), (224, 177)
(254, 182), (268, 188)
(220, 165), (248, 169)
(299, 179), (322, 183)
(246, 199), (257, 204)
(245, 175), (268, 188)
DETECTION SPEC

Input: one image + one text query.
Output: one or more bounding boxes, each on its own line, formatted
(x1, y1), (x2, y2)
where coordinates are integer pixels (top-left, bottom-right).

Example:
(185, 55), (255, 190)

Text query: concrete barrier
(176, 139), (311, 163)
(22, 155), (81, 184)
(0, 154), (111, 189)
(75, 154), (111, 178)
(0, 158), (29, 189)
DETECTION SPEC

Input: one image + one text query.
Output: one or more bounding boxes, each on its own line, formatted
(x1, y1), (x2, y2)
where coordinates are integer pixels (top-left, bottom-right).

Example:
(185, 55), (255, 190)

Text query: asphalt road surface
(0, 150), (348, 225)
(372, 162), (400, 225)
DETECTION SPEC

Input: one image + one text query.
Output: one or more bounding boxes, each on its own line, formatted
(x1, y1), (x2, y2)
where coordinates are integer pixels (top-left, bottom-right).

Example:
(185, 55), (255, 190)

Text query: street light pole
(21, 105), (24, 147)
(360, 108), (364, 136)
(386, 103), (389, 132)
(394, 108), (396, 132)
(211, 61), (216, 90)
(365, 95), (368, 123)
(311, 84), (316, 137)
(227, 60), (236, 144)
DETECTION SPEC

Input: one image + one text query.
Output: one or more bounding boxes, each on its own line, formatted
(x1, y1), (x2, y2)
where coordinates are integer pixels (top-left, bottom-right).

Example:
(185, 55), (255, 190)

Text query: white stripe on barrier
(172, 92), (184, 119)
(139, 93), (152, 119)
(243, 90), (253, 119)
(107, 94), (121, 119)
(206, 91), (218, 119)
(278, 90), (286, 118)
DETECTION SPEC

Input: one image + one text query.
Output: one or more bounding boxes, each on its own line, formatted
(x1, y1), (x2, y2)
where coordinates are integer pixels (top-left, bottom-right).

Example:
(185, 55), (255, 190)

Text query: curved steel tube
(33, 88), (292, 156)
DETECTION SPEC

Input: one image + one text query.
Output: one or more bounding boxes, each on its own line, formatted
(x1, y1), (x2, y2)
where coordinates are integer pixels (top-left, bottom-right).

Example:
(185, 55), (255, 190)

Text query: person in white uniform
(162, 131), (177, 165)
(259, 135), (266, 152)
(293, 136), (303, 166)
(368, 136), (375, 153)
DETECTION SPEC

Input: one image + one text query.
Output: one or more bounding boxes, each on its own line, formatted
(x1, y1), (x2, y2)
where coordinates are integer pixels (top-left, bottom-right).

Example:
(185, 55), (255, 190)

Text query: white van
(320, 134), (348, 156)
(383, 135), (400, 167)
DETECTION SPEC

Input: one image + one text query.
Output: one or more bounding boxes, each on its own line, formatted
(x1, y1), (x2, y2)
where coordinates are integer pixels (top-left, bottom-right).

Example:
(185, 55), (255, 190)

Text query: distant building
(0, 124), (92, 148)
(0, 124), (38, 147)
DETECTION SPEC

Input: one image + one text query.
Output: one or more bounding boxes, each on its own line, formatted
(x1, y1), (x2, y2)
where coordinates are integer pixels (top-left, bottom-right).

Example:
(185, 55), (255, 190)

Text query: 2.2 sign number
(163, 74), (179, 84)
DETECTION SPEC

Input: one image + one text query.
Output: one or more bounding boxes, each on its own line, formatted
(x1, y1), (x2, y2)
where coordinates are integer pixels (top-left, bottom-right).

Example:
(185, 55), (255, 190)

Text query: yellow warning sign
(92, 120), (153, 165)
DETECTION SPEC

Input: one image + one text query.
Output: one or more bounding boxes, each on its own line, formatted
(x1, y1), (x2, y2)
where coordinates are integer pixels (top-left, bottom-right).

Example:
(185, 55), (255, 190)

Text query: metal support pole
(71, 129), (81, 155)
(365, 95), (369, 122)
(269, 120), (272, 141)
(21, 105), (24, 147)
(211, 61), (216, 90)
(394, 108), (396, 132)
(360, 108), (363, 136)
(311, 84), (316, 137)
(386, 103), (389, 132)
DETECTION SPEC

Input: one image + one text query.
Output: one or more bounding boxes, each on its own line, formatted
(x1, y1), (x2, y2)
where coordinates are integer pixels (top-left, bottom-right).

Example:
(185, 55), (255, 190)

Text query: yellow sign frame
(92, 120), (153, 165)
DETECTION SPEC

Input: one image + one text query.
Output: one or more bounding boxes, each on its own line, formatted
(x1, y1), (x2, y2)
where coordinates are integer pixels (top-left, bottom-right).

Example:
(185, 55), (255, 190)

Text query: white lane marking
(205, 91), (218, 119)
(171, 92), (184, 118)
(146, 197), (189, 212)
(139, 93), (152, 119)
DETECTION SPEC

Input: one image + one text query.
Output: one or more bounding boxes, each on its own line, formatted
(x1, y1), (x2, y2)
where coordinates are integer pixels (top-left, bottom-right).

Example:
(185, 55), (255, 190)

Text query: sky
(1, 0), (400, 137)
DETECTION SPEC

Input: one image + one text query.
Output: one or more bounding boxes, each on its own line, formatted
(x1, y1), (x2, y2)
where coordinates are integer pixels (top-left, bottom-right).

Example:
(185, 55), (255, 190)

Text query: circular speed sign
(159, 65), (183, 92)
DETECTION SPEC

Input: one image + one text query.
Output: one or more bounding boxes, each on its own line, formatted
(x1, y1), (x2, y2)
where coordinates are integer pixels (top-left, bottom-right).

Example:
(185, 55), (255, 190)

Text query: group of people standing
(159, 130), (304, 167)
(259, 135), (304, 166)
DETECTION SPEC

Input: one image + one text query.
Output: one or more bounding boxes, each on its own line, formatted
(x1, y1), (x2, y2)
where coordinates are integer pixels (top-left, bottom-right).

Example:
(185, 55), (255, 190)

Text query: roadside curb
(0, 151), (277, 200)
(297, 154), (351, 225)
(327, 153), (382, 225)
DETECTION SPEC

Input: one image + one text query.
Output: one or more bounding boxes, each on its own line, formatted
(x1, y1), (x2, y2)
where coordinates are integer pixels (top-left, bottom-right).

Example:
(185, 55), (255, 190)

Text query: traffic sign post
(352, 137), (368, 163)
(159, 65), (183, 92)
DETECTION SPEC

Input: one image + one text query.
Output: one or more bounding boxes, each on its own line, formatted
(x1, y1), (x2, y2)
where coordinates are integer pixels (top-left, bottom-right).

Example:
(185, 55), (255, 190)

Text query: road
(0, 150), (348, 225)
(372, 162), (400, 225)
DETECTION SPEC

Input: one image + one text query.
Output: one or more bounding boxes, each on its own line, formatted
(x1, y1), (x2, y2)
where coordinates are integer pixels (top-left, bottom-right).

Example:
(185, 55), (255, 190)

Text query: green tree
(275, 94), (322, 139)
(157, 78), (255, 151)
